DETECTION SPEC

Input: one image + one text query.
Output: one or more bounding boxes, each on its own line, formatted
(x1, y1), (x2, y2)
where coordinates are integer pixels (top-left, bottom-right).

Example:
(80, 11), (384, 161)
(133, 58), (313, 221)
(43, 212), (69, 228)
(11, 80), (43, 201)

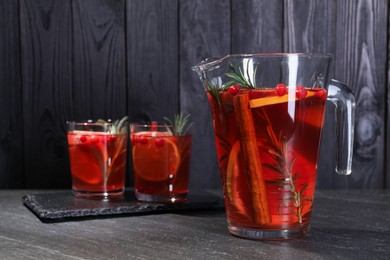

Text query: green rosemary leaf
(225, 73), (247, 86)
(206, 80), (221, 106)
(253, 64), (258, 88)
(97, 116), (128, 134)
(115, 116), (128, 134)
(222, 81), (236, 90)
(164, 113), (192, 136)
(228, 61), (235, 71)
(266, 180), (286, 187)
(263, 164), (283, 174)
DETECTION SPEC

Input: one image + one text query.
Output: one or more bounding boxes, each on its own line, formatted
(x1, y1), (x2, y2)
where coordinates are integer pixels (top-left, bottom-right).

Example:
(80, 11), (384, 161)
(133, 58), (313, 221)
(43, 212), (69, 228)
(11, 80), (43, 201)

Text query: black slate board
(22, 189), (224, 222)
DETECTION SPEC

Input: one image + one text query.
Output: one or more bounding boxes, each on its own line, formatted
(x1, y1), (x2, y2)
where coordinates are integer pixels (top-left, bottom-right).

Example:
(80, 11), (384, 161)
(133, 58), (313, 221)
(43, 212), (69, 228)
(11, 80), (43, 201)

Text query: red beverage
(208, 87), (326, 234)
(193, 53), (355, 240)
(67, 129), (128, 198)
(131, 126), (192, 203)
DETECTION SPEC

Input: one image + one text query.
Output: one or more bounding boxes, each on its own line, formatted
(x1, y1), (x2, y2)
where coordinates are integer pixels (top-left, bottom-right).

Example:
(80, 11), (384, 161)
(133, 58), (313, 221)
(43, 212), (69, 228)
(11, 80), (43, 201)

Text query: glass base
(73, 188), (124, 200)
(228, 224), (310, 240)
(135, 191), (187, 203)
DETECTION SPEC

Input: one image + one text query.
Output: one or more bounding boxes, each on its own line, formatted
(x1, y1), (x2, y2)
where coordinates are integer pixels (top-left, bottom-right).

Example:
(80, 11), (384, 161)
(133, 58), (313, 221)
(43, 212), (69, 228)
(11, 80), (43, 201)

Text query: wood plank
(284, 0), (336, 54)
(283, 0), (339, 188)
(284, 0), (387, 188)
(72, 0), (126, 120)
(232, 0), (284, 53)
(179, 0), (230, 190)
(333, 0), (387, 188)
(127, 0), (179, 187)
(0, 0), (24, 188)
(127, 0), (179, 123)
(388, 5), (390, 189)
(20, 0), (73, 188)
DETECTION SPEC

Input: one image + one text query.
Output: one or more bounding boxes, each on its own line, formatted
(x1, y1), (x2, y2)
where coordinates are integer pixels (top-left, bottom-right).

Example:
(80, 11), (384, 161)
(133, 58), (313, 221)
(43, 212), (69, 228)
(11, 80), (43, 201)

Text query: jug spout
(192, 57), (224, 72)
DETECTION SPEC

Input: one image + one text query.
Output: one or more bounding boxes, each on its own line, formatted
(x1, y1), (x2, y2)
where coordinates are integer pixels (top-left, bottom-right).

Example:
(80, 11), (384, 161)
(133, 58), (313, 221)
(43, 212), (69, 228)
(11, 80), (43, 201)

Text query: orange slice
(132, 134), (180, 182)
(226, 141), (249, 214)
(226, 141), (240, 201)
(249, 91), (315, 108)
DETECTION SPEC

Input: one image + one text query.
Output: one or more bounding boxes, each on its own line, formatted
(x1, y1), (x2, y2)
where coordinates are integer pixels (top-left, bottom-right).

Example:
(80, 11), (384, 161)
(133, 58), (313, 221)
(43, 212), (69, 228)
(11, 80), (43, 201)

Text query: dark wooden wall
(0, 0), (388, 189)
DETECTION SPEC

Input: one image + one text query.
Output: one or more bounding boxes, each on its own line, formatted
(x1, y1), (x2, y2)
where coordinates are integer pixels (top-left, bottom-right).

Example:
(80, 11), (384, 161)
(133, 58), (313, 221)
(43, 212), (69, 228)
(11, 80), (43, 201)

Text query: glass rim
(192, 52), (333, 72)
(130, 123), (174, 128)
(67, 119), (127, 126)
(130, 123), (192, 136)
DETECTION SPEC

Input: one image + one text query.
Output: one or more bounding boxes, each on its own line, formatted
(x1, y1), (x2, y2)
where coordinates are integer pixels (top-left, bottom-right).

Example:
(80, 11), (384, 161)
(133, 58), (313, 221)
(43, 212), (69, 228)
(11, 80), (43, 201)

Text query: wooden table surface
(0, 189), (389, 259)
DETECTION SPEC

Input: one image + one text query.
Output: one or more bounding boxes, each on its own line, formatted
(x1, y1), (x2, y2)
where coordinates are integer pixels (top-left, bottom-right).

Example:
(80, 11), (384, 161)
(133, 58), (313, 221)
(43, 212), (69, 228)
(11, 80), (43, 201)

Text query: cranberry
(315, 88), (327, 101)
(275, 84), (287, 96)
(139, 135), (148, 145)
(296, 86), (307, 98)
(79, 135), (87, 143)
(154, 137), (165, 147)
(131, 135), (140, 144)
(107, 135), (117, 142)
(228, 85), (240, 96)
(90, 136), (99, 144)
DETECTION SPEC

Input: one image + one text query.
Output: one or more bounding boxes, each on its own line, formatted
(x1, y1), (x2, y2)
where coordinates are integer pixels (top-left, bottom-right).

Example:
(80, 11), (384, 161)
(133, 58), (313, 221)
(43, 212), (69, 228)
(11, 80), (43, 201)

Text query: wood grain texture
(127, 0), (179, 123)
(284, 0), (387, 189)
(232, 0), (284, 53)
(179, 0), (230, 190)
(284, 0), (336, 54)
(0, 0), (24, 188)
(333, 0), (387, 188)
(126, 0), (179, 187)
(2, 190), (390, 259)
(284, 0), (339, 188)
(72, 0), (126, 120)
(20, 0), (73, 188)
(0, 0), (389, 189)
(388, 2), (390, 189)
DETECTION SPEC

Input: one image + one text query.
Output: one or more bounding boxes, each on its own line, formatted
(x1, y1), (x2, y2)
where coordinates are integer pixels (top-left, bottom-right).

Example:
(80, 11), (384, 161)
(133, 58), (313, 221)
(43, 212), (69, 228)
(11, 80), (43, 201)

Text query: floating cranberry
(296, 86), (307, 98)
(315, 88), (327, 101)
(139, 135), (148, 145)
(79, 135), (87, 143)
(154, 137), (165, 147)
(228, 85), (240, 96)
(131, 135), (140, 144)
(275, 84), (287, 96)
(90, 136), (99, 144)
(107, 135), (117, 142)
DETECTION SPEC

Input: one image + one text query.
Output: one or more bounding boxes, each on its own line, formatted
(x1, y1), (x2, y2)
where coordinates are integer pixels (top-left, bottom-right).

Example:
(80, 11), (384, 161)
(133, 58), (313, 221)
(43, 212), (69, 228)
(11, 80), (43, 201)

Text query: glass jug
(192, 53), (355, 240)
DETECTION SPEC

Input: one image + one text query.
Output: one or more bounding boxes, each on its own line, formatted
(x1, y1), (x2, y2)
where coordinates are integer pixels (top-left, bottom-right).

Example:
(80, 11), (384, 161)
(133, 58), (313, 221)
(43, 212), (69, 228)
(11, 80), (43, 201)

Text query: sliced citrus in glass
(132, 132), (181, 182)
(226, 141), (248, 215)
(67, 131), (105, 185)
(249, 89), (315, 108)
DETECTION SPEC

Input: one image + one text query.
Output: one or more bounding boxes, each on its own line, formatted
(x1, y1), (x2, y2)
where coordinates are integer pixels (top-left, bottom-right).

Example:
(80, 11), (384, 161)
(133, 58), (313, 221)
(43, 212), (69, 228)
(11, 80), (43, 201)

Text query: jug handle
(327, 79), (356, 175)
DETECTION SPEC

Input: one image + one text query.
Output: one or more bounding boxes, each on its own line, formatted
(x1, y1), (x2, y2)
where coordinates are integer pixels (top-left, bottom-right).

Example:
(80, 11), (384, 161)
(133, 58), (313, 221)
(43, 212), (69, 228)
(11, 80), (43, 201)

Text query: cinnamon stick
(234, 94), (271, 225)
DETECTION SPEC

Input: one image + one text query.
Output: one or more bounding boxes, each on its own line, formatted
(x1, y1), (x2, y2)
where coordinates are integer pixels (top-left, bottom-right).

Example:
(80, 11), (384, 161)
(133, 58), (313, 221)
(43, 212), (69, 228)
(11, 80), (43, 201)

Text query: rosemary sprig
(224, 61), (258, 89)
(256, 109), (312, 223)
(164, 113), (193, 136)
(206, 80), (222, 106)
(97, 116), (128, 134)
(93, 115), (128, 190)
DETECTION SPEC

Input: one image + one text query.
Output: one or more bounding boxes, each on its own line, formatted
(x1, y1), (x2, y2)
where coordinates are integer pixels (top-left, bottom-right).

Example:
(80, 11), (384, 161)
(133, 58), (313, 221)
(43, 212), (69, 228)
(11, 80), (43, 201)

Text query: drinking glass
(130, 123), (192, 203)
(67, 119), (128, 199)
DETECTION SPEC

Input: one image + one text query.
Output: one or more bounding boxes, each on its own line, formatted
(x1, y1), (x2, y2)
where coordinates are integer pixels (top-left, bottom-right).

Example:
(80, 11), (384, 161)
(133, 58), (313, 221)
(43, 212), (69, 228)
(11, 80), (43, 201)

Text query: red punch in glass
(67, 117), (128, 199)
(193, 54), (355, 240)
